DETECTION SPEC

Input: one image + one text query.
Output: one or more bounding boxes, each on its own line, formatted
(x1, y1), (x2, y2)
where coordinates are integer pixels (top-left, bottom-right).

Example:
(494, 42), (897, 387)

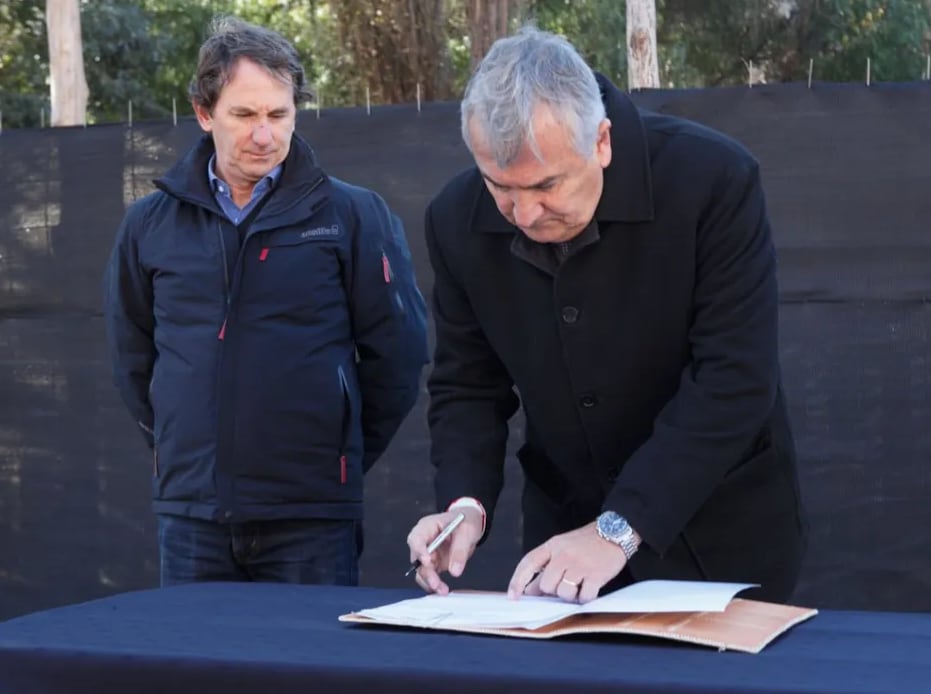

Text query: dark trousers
(157, 515), (361, 587)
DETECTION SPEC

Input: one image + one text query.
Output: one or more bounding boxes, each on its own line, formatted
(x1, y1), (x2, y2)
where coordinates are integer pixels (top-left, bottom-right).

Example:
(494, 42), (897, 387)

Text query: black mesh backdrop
(1, 83), (929, 621)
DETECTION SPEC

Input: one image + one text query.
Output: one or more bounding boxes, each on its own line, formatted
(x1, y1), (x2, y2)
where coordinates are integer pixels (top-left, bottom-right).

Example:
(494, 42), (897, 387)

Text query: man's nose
(252, 122), (272, 145)
(511, 192), (543, 229)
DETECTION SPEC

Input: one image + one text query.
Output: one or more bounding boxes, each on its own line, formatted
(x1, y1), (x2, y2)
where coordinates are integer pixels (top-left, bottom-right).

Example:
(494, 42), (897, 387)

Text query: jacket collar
(155, 133), (326, 216)
(470, 73), (655, 234)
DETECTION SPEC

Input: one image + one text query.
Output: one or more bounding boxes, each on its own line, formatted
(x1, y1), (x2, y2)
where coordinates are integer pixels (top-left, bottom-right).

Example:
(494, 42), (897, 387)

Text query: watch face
(599, 511), (630, 541)
(597, 511), (638, 559)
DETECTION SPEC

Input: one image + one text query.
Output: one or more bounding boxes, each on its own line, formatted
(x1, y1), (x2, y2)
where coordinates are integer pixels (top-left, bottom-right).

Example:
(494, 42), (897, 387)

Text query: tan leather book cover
(340, 598), (818, 654)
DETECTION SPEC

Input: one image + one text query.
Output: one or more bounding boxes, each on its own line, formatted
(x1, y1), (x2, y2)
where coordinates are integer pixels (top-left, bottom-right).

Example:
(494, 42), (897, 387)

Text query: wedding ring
(560, 577), (579, 588)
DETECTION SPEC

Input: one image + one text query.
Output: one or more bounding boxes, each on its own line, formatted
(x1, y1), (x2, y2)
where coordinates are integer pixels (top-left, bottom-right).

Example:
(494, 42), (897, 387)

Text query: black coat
(425, 76), (807, 601)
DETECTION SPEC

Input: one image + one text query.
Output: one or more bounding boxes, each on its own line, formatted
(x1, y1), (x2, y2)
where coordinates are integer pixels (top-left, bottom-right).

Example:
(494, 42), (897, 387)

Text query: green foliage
(81, 2), (175, 122)
(136, 0), (217, 117)
(524, 0), (931, 88)
(1, 0), (930, 129)
(805, 0), (931, 82)
(445, 35), (473, 99)
(0, 0), (49, 128)
(526, 0), (628, 84)
(658, 1), (777, 86)
(659, 0), (931, 87)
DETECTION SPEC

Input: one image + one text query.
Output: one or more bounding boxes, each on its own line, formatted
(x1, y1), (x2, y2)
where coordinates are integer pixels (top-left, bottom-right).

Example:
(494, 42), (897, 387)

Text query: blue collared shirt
(208, 154), (282, 225)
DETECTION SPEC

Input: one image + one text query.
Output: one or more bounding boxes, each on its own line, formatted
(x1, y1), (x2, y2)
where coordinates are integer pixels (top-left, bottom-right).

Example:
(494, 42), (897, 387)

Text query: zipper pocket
(337, 366), (352, 485)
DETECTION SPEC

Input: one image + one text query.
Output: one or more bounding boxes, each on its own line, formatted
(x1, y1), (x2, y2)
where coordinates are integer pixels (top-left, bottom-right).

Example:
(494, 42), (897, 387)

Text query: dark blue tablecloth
(0, 583), (928, 694)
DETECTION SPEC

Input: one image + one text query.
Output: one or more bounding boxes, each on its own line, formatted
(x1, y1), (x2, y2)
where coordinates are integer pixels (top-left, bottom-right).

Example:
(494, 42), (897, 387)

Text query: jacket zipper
(218, 171), (327, 323)
(216, 218), (232, 340)
(337, 366), (352, 484)
(219, 173), (326, 333)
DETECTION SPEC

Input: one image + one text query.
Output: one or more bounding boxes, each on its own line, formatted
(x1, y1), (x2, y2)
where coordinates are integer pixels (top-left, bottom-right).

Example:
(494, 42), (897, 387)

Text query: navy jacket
(105, 134), (428, 522)
(426, 75), (806, 601)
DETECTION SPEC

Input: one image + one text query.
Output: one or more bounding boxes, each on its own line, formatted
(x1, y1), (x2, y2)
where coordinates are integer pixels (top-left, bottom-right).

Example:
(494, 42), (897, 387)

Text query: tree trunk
(334, 0), (455, 104)
(627, 0), (659, 89)
(466, 0), (520, 70)
(46, 0), (89, 126)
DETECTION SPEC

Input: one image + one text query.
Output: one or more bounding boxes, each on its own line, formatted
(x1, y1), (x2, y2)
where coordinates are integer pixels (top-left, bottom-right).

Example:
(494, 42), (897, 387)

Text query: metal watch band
(596, 511), (639, 560)
(615, 531), (639, 561)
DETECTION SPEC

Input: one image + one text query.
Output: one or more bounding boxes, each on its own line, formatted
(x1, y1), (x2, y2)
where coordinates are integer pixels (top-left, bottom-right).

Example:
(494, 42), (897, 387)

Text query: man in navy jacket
(105, 17), (428, 585)
(407, 27), (806, 603)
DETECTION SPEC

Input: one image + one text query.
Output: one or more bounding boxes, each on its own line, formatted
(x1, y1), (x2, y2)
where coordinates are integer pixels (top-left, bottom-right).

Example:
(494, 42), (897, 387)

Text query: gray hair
(188, 16), (312, 112)
(460, 26), (606, 168)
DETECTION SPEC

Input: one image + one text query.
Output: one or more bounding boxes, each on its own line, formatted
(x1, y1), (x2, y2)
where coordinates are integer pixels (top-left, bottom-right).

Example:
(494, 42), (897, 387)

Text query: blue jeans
(157, 515), (361, 587)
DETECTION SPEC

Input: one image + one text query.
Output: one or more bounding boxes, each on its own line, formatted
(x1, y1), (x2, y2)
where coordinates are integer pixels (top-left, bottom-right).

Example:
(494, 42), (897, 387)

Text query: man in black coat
(406, 26), (807, 603)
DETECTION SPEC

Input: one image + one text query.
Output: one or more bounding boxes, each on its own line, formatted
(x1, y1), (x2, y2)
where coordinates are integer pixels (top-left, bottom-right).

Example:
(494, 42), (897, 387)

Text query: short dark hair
(188, 16), (312, 112)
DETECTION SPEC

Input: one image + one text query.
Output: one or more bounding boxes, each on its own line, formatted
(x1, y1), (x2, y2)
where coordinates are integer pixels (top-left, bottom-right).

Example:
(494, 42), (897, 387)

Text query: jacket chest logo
(301, 225), (341, 239)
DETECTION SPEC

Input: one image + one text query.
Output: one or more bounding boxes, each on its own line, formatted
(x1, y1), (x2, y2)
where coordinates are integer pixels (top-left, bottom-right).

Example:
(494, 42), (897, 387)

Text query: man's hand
(507, 521), (629, 603)
(406, 508), (484, 595)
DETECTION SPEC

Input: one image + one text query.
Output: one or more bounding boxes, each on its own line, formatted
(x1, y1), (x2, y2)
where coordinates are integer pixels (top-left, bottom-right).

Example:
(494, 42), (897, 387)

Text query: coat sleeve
(425, 201), (521, 535)
(103, 199), (156, 448)
(605, 160), (782, 555)
(349, 190), (429, 472)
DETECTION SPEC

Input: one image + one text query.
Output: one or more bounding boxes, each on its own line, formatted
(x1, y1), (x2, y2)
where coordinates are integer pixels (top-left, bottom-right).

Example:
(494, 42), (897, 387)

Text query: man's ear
(596, 118), (612, 169)
(192, 101), (212, 133)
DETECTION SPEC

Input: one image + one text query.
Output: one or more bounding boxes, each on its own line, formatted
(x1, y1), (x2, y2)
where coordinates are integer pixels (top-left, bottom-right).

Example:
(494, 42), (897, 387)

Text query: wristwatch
(596, 511), (640, 560)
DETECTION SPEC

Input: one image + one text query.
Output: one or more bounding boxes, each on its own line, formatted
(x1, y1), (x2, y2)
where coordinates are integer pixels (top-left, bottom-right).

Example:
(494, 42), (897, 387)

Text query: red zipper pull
(218, 318), (227, 340)
(259, 248), (269, 262)
(340, 455), (347, 484)
(382, 253), (392, 283)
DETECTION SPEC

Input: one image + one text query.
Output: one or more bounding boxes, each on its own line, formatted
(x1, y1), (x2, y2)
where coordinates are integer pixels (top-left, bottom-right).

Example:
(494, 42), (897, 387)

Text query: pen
(405, 512), (465, 577)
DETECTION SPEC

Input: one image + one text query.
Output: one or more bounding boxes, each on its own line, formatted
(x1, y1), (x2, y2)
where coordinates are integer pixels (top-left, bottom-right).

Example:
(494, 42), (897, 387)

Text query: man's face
(193, 58), (296, 192)
(469, 105), (612, 244)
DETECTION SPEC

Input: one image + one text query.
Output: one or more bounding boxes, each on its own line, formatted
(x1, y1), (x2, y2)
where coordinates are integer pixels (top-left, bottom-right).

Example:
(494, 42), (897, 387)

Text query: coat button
(223, 510), (233, 519)
(561, 306), (579, 324)
(580, 395), (597, 408)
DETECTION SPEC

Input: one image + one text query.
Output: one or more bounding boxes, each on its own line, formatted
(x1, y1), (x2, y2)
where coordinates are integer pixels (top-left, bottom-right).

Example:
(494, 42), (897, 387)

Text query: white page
(354, 580), (757, 630)
(577, 580), (757, 614)
(356, 592), (579, 629)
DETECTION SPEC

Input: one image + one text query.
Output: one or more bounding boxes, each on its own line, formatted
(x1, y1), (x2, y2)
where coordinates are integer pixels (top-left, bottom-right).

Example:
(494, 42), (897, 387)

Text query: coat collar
(595, 72), (654, 223)
(470, 73), (655, 234)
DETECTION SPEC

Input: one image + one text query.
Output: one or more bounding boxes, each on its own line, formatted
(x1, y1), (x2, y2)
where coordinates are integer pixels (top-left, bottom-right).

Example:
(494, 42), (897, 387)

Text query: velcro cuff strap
(447, 496), (487, 538)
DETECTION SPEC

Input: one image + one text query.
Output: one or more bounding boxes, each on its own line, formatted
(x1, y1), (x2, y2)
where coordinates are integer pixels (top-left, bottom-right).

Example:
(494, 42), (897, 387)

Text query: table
(0, 583), (928, 693)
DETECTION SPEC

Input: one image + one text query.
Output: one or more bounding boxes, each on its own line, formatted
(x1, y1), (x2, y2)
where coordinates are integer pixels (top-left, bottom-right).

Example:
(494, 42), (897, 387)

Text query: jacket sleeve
(606, 159), (781, 555)
(425, 202), (521, 536)
(349, 191), (429, 472)
(103, 199), (156, 448)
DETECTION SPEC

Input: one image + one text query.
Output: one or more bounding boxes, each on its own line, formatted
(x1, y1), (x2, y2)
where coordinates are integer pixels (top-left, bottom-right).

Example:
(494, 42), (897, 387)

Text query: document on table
(353, 580), (757, 630)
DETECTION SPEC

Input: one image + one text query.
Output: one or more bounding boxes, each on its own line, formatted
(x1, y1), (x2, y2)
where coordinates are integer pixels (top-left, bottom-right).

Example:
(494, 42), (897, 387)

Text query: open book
(339, 580), (818, 654)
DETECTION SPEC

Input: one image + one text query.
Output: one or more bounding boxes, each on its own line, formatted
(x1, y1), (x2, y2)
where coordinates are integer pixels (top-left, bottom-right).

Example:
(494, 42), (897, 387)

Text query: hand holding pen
(405, 512), (465, 576)
(405, 507), (485, 595)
